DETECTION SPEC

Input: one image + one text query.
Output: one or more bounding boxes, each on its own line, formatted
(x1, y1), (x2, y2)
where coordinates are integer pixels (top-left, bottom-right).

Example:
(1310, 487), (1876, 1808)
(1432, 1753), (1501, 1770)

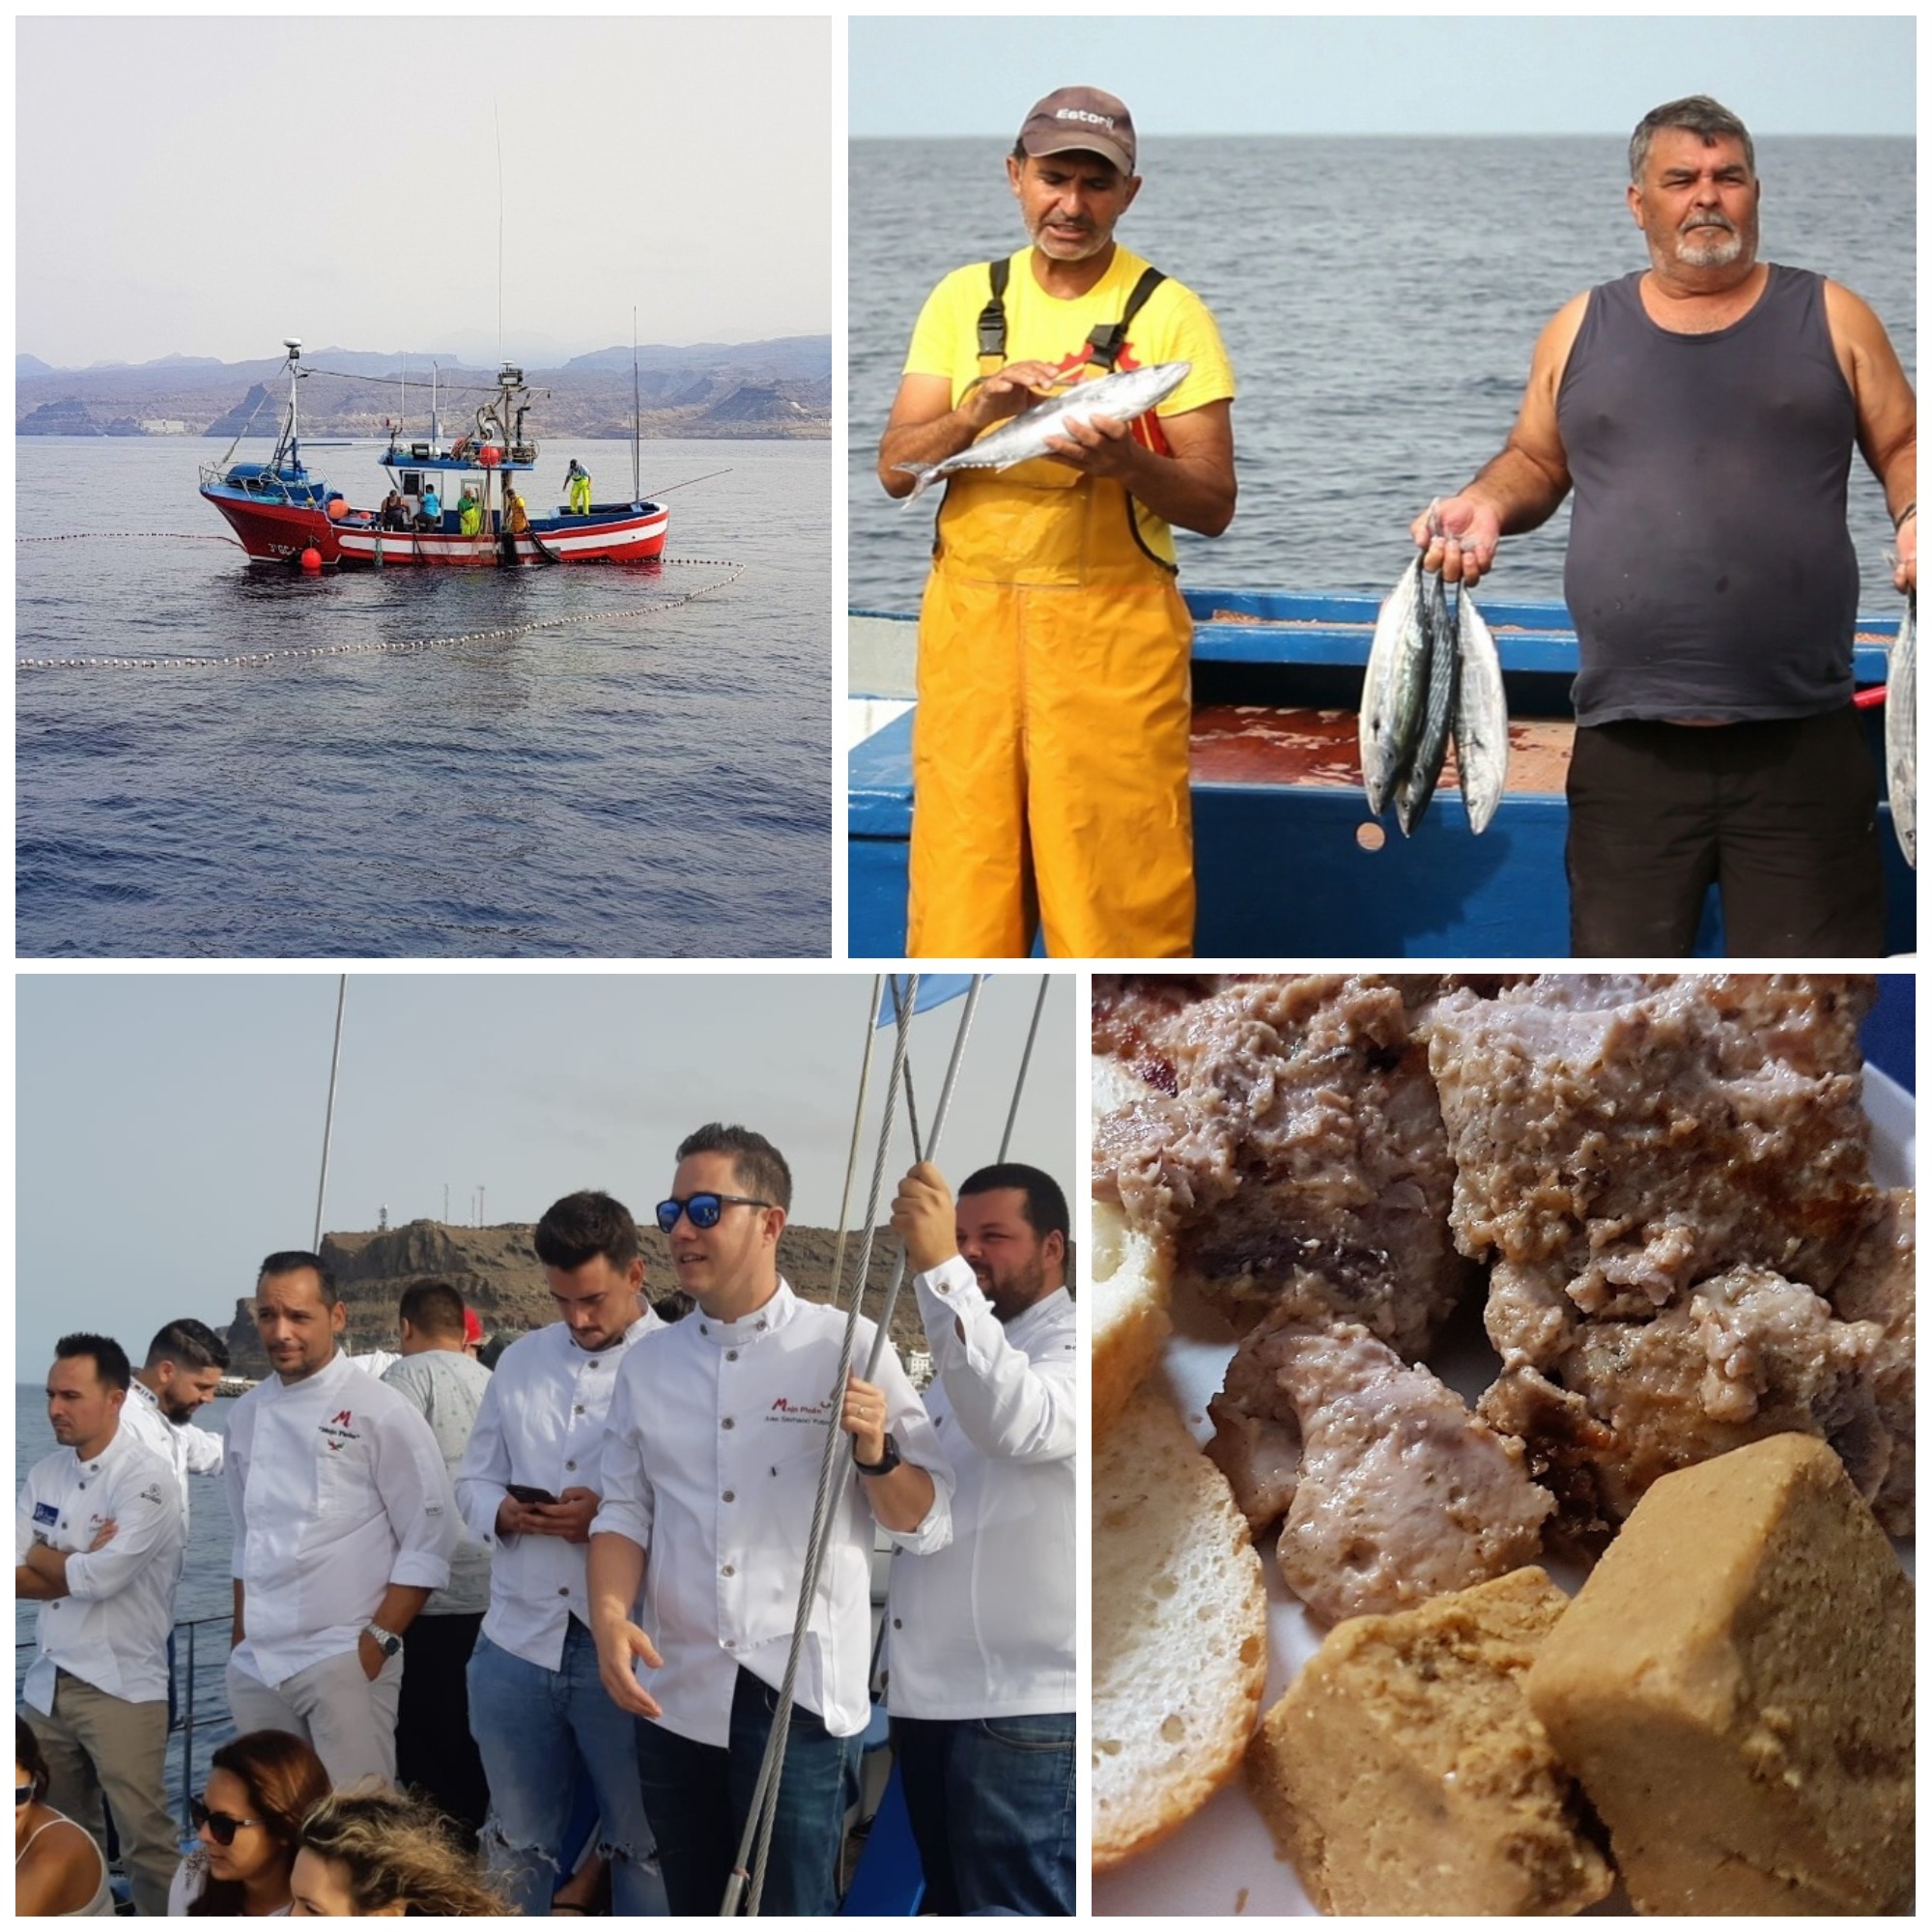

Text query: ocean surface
(849, 135), (1916, 620)
(17, 437), (830, 957)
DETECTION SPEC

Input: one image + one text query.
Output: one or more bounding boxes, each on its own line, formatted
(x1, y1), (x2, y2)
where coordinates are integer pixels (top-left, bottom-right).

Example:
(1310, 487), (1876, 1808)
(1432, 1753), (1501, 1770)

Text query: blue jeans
(893, 1712), (1075, 1915)
(633, 1667), (859, 1915)
(467, 1622), (668, 1915)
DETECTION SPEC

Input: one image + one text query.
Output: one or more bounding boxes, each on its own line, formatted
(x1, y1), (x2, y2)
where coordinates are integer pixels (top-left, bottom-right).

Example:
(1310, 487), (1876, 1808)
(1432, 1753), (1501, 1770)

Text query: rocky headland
(220, 1217), (926, 1377)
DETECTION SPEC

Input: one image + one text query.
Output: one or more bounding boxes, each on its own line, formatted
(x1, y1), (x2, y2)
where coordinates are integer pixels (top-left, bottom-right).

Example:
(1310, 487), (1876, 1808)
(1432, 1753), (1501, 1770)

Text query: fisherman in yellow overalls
(878, 87), (1237, 958)
(565, 459), (592, 515)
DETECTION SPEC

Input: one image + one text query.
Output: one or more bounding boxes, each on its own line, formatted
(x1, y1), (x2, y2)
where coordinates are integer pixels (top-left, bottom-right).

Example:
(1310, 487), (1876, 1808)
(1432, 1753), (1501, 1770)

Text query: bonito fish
(894, 361), (1192, 502)
(1360, 556), (1427, 815)
(1396, 570), (1458, 836)
(1886, 591), (1915, 867)
(1451, 588), (1509, 835)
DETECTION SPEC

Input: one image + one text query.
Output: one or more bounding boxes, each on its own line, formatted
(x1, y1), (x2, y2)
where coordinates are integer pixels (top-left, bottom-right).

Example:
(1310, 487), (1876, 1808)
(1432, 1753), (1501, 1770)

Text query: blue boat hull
(848, 590), (1915, 959)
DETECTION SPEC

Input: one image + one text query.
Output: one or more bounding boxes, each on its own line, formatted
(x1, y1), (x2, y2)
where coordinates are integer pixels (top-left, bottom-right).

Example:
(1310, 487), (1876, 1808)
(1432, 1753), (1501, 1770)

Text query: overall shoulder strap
(976, 258), (1011, 368)
(1086, 267), (1167, 371)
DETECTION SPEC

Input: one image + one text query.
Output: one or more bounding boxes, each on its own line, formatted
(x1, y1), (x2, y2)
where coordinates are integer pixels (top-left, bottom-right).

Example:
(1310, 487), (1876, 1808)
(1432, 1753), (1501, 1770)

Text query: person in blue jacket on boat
(564, 460), (592, 516)
(417, 484), (442, 532)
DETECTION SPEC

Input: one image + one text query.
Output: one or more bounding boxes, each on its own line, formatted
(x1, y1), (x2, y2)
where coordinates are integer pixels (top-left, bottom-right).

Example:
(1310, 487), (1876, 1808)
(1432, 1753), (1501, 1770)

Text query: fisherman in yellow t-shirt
(878, 86), (1237, 959)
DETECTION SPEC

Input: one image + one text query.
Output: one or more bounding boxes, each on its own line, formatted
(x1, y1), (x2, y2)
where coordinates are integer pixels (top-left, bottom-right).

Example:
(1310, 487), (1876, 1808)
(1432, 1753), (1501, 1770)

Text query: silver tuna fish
(1451, 588), (1510, 835)
(894, 361), (1192, 502)
(1396, 570), (1458, 836)
(1886, 591), (1915, 867)
(1360, 556), (1427, 815)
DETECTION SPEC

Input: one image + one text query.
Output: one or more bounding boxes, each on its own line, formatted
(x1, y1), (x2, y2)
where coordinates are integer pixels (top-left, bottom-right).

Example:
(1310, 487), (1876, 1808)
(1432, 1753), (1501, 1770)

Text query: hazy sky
(17, 17), (831, 368)
(849, 15), (1915, 138)
(15, 972), (1074, 1368)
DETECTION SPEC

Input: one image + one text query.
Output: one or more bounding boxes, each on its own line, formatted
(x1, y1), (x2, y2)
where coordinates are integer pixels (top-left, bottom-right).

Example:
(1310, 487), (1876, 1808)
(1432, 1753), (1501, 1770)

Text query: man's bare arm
(15, 1564), (63, 1602)
(1826, 280), (1918, 591)
(1418, 293), (1587, 584)
(1042, 397), (1236, 538)
(877, 364), (1068, 499)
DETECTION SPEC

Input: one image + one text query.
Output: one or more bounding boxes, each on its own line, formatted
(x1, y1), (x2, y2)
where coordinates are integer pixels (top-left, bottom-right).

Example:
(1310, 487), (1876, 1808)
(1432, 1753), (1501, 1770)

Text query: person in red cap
(380, 1279), (494, 1845)
(878, 85), (1237, 959)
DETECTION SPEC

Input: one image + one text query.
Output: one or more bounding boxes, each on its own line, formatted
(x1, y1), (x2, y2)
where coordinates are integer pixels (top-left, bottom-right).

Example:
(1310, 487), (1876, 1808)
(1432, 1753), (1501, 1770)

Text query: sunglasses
(190, 1795), (262, 1846)
(655, 1192), (773, 1233)
(15, 1783), (32, 1809)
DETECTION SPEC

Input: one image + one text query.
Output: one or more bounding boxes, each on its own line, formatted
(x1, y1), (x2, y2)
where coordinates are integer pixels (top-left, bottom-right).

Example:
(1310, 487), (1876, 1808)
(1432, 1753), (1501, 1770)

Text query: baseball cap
(1016, 87), (1136, 177)
(463, 1306), (484, 1346)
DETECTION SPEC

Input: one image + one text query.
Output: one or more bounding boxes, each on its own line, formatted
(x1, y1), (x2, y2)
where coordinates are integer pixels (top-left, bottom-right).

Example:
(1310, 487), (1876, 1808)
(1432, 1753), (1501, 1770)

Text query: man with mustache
(877, 87), (1238, 958)
(1418, 95), (1917, 955)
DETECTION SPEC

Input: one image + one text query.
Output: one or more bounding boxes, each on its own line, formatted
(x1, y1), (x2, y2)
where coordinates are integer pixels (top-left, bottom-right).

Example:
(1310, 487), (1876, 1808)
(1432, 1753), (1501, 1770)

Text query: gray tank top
(1558, 265), (1860, 725)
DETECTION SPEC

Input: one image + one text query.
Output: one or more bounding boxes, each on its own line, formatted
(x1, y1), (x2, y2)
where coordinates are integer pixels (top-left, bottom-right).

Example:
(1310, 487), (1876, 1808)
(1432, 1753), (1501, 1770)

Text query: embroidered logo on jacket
(767, 1394), (833, 1425)
(318, 1411), (360, 1452)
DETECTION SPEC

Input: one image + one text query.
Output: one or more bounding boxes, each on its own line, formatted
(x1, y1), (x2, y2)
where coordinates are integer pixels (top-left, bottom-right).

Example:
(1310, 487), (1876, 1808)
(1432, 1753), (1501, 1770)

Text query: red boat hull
(202, 489), (669, 567)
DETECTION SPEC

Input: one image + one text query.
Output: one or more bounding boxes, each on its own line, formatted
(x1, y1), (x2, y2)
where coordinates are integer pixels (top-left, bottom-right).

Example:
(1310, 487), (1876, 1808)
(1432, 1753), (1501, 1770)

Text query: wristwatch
(852, 1432), (902, 1477)
(363, 1622), (404, 1659)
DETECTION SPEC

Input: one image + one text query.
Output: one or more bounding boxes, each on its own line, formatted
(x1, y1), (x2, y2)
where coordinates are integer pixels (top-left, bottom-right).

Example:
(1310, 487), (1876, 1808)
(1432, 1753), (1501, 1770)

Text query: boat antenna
(312, 974), (348, 1251)
(632, 306), (641, 502)
(431, 360), (440, 450)
(495, 101), (505, 366)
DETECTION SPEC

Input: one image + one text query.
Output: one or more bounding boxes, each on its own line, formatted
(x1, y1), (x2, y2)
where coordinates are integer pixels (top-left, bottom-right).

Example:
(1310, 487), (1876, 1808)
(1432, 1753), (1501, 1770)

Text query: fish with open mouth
(894, 361), (1192, 502)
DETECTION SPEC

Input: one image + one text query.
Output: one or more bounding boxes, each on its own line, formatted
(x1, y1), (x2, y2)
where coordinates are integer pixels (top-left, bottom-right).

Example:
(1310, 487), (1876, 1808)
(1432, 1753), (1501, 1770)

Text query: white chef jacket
(121, 1378), (225, 1523)
(592, 1281), (953, 1747)
(225, 1350), (456, 1690)
(455, 1310), (662, 1671)
(15, 1425), (185, 1711)
(886, 1260), (1076, 1718)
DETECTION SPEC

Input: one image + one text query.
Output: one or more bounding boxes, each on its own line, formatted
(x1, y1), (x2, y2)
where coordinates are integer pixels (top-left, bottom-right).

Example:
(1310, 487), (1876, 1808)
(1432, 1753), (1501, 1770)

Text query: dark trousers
(1566, 707), (1885, 956)
(894, 1712), (1075, 1916)
(395, 1611), (488, 1844)
(632, 1668), (858, 1916)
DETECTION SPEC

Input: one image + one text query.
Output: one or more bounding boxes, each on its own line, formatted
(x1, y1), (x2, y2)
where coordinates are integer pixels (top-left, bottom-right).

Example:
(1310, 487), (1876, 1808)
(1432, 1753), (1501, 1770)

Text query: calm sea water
(850, 136), (1915, 615)
(17, 438), (830, 957)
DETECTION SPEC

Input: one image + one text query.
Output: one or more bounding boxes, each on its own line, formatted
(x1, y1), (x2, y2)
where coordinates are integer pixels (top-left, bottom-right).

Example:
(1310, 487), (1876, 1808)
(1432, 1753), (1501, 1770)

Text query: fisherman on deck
(1417, 95), (1917, 957)
(505, 489), (530, 536)
(564, 460), (593, 515)
(417, 484), (442, 532)
(380, 490), (410, 532)
(877, 87), (1237, 957)
(458, 486), (483, 537)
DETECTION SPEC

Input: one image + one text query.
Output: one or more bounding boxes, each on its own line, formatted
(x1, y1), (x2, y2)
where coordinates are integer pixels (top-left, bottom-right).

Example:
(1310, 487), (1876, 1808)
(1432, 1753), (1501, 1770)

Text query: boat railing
(16, 1610), (235, 1838)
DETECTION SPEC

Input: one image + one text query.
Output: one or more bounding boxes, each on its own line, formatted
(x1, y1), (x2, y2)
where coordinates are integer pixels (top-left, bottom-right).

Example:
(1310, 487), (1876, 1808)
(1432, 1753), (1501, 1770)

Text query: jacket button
(893, 1617), (902, 1629)
(722, 1417), (734, 1430)
(721, 1564), (735, 1577)
(723, 1491), (735, 1503)
(565, 1461), (577, 1472)
(726, 1350), (738, 1362)
(557, 1586), (569, 1597)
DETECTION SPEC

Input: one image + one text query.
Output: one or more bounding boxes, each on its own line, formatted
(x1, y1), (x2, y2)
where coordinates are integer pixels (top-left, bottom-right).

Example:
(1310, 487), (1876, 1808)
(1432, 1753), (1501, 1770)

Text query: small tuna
(894, 361), (1192, 502)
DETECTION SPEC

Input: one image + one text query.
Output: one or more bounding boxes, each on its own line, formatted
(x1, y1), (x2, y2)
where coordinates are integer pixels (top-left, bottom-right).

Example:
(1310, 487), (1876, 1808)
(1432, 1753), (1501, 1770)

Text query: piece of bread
(1247, 1566), (1612, 1916)
(1093, 1381), (1266, 1870)
(1092, 1195), (1171, 1441)
(1525, 1433), (1914, 1915)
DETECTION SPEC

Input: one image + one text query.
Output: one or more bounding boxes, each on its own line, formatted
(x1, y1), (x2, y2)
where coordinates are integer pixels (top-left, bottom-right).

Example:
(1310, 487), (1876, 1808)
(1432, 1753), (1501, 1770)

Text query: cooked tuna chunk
(1208, 1313), (1553, 1625)
(1480, 1262), (1889, 1547)
(1829, 1187), (1915, 1536)
(1094, 976), (1470, 1359)
(1427, 975), (1879, 1297)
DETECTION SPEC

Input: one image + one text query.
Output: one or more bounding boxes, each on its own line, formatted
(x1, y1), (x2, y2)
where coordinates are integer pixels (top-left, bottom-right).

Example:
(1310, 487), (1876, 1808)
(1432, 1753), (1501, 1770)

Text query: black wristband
(1893, 501), (1917, 531)
(852, 1431), (901, 1477)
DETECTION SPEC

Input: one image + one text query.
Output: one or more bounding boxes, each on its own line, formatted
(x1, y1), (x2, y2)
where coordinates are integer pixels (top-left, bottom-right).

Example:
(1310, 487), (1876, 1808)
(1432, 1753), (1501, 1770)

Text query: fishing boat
(200, 342), (668, 567)
(848, 592), (1917, 958)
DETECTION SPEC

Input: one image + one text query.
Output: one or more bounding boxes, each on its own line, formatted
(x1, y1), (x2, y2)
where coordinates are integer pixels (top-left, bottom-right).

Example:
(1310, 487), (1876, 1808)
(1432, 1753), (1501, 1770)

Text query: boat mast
(280, 337), (302, 474)
(633, 307), (641, 502)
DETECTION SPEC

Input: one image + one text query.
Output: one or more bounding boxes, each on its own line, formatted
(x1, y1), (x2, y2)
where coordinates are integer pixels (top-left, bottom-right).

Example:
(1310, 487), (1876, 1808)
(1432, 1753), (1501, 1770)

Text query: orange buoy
(479, 445), (500, 468)
(299, 546), (323, 572)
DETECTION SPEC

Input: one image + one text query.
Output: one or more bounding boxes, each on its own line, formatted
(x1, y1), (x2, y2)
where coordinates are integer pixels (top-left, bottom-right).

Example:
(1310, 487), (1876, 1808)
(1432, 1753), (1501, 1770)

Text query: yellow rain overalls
(907, 270), (1196, 959)
(568, 466), (592, 514)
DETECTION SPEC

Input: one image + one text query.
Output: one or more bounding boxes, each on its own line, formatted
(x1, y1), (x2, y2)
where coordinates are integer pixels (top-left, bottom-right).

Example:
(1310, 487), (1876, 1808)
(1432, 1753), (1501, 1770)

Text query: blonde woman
(289, 1788), (512, 1917)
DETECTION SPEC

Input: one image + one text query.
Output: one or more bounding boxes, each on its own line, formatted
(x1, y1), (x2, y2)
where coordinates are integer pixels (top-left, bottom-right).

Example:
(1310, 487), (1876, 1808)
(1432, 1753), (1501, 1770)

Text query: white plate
(1092, 1065), (1914, 1918)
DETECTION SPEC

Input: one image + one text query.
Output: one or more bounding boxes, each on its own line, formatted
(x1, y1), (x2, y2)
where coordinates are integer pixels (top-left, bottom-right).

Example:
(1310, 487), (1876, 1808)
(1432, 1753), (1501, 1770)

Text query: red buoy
(479, 445), (500, 468)
(299, 546), (323, 572)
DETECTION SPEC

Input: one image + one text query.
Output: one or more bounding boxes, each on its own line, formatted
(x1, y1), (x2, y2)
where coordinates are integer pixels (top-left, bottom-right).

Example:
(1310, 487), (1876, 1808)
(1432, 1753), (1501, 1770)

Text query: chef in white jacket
(589, 1122), (953, 1917)
(119, 1318), (230, 1521)
(224, 1250), (457, 1785)
(885, 1161), (1077, 1916)
(15, 1333), (186, 1918)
